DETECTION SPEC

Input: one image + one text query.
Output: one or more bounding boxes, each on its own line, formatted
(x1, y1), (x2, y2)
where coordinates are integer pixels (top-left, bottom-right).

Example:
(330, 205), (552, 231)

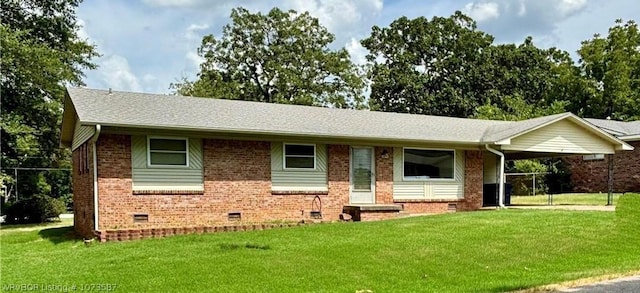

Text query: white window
(583, 154), (605, 161)
(403, 148), (454, 180)
(147, 137), (189, 167)
(283, 143), (316, 169)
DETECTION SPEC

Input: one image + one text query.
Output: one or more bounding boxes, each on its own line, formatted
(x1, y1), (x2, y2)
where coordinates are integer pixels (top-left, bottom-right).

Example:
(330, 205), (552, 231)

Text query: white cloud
(99, 55), (142, 92)
(142, 74), (158, 83)
(345, 38), (368, 65)
(76, 19), (91, 41)
(186, 51), (205, 68)
(141, 0), (206, 7)
(183, 23), (210, 69)
(464, 0), (591, 45)
(517, 0), (526, 17)
(557, 0), (587, 17)
(463, 2), (500, 22)
(287, 0), (383, 33)
(185, 23), (209, 40)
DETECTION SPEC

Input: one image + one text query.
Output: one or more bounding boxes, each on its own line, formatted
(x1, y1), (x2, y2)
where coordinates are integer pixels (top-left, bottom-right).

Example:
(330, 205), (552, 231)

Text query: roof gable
(484, 113), (633, 151)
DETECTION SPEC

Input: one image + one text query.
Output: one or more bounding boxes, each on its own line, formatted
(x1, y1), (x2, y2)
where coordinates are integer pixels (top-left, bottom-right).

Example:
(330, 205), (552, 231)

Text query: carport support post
(607, 154), (614, 206)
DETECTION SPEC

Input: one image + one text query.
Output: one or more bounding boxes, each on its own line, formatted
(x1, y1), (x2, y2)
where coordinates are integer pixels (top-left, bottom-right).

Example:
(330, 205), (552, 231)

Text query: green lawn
(2, 210), (639, 292)
(511, 193), (624, 206)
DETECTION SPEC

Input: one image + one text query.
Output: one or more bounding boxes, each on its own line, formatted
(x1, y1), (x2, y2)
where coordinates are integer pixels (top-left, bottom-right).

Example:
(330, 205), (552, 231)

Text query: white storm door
(350, 147), (375, 204)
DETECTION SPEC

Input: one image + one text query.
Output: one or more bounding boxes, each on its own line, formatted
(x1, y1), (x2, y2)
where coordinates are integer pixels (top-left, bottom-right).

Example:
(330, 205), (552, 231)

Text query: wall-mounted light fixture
(381, 149), (390, 159)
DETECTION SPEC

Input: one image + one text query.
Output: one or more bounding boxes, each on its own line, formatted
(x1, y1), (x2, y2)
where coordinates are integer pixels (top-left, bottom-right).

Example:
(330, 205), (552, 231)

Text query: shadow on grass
(38, 226), (79, 244)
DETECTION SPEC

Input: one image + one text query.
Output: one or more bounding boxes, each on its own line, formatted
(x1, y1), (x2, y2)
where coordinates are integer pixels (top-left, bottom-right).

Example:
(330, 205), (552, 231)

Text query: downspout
(485, 144), (505, 208)
(91, 125), (102, 231)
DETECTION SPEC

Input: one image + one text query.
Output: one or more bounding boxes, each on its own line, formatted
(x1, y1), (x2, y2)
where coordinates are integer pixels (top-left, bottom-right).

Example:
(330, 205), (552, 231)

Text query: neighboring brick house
(564, 119), (640, 193)
(60, 88), (632, 241)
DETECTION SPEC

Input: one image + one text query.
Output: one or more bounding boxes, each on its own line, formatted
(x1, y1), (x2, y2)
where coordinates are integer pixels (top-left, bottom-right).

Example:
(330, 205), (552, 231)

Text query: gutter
(91, 124), (102, 232)
(485, 144), (505, 208)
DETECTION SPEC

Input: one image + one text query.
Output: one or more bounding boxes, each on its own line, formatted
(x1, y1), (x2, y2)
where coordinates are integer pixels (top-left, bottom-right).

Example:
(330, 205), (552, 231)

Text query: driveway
(507, 205), (615, 212)
(558, 275), (640, 292)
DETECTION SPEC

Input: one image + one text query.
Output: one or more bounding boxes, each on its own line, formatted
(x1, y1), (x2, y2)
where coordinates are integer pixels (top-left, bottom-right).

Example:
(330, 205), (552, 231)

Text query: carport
(480, 113), (633, 207)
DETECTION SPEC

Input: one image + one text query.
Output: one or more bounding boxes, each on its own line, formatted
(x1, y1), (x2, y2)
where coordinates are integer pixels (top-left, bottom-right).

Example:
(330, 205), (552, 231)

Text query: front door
(350, 147), (375, 204)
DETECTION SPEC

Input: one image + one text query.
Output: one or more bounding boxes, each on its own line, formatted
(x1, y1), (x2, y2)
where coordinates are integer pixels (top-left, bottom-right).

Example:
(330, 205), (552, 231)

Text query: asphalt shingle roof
(64, 88), (631, 146)
(586, 118), (640, 137)
(66, 87), (514, 144)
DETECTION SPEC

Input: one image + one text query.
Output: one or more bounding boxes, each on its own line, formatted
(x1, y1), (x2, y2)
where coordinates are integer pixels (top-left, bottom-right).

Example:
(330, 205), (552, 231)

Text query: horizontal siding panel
(503, 119), (615, 154)
(393, 147), (403, 181)
(131, 135), (203, 190)
(454, 150), (464, 182)
(189, 138), (203, 169)
(271, 143), (327, 171)
(71, 124), (94, 150)
(316, 145), (327, 171)
(271, 143), (327, 190)
(132, 169), (203, 183)
(393, 182), (425, 199)
(132, 136), (146, 168)
(272, 170), (327, 189)
(431, 184), (463, 199)
(271, 143), (284, 171)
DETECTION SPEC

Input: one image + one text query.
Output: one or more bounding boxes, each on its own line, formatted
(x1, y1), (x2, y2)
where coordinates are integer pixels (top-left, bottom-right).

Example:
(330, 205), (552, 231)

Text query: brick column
(96, 134), (133, 230)
(327, 145), (350, 215)
(463, 150), (483, 211)
(375, 147), (394, 204)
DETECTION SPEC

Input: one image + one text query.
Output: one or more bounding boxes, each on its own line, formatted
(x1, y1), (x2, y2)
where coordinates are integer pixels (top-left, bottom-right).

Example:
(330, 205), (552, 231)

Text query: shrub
(616, 193), (640, 239)
(4, 195), (66, 224)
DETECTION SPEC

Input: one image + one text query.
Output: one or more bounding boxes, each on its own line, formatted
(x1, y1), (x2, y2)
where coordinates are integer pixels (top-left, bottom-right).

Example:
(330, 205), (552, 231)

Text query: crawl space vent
(228, 212), (241, 221)
(133, 214), (149, 223)
(447, 203), (457, 211)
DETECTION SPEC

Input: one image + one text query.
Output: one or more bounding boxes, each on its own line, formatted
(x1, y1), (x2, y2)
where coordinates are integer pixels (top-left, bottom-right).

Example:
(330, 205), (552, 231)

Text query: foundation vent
(228, 212), (241, 221)
(133, 214), (149, 223)
(447, 203), (457, 212)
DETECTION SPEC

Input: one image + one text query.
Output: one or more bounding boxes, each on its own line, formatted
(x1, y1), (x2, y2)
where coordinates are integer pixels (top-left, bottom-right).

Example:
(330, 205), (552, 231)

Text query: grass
(2, 209), (640, 292)
(511, 193), (624, 206)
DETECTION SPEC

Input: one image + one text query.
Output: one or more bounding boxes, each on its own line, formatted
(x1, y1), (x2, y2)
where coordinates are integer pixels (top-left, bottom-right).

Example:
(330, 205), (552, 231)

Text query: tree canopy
(1, 0), (98, 200)
(574, 19), (640, 121)
(361, 12), (589, 120)
(361, 11), (494, 117)
(174, 7), (365, 109)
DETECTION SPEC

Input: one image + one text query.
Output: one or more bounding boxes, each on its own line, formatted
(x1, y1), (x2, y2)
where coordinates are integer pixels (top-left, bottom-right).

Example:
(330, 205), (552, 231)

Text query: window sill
(271, 190), (329, 195)
(133, 190), (204, 195)
(394, 198), (462, 203)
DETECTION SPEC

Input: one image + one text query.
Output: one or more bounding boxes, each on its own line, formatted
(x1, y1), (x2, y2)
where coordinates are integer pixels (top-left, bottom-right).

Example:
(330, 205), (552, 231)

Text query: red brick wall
(375, 147), (394, 204)
(72, 142), (94, 238)
(88, 135), (489, 237)
(399, 201), (456, 213)
(327, 145), (351, 216)
(564, 141), (640, 193)
(462, 150), (483, 210)
(94, 137), (353, 231)
(96, 134), (133, 230)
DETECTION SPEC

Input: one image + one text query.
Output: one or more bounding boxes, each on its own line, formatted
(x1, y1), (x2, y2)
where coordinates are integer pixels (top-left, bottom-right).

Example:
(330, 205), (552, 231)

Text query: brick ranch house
(564, 118), (640, 193)
(60, 88), (633, 241)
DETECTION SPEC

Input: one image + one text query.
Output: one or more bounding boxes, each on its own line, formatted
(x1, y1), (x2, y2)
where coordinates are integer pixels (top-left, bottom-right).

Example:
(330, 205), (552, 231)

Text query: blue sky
(77, 0), (639, 94)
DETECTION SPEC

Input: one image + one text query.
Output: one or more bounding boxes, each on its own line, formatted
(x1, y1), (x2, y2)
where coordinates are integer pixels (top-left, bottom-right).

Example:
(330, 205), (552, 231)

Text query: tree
(174, 7), (365, 108)
(576, 19), (640, 121)
(479, 37), (579, 114)
(474, 94), (568, 121)
(1, 0), (98, 200)
(361, 11), (494, 117)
